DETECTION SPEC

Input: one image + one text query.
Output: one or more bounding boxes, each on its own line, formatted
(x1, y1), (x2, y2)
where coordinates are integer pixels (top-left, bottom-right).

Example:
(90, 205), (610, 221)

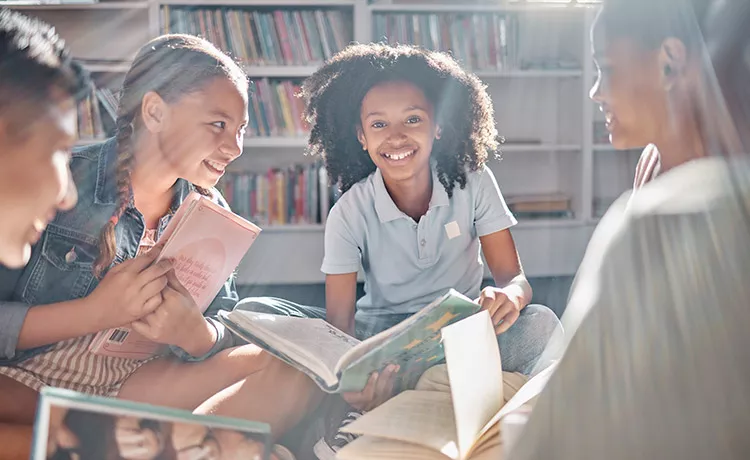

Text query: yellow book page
(341, 391), (460, 459)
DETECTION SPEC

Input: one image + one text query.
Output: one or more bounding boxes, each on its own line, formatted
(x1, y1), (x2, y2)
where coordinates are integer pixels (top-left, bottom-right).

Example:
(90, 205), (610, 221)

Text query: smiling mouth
(203, 159), (227, 174)
(381, 148), (416, 161)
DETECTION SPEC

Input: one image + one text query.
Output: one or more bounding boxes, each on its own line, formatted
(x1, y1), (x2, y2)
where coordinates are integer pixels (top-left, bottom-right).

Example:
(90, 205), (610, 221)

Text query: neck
(129, 134), (179, 226)
(654, 111), (707, 174)
(383, 166), (432, 222)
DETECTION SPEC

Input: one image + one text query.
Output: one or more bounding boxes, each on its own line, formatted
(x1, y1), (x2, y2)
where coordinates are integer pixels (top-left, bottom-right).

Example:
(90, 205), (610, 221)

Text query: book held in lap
(89, 192), (262, 359)
(218, 289), (482, 393)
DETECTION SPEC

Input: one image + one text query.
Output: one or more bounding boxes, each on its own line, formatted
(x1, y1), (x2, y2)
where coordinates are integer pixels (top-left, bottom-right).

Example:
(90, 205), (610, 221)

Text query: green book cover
(219, 288), (482, 393)
(33, 387), (271, 460)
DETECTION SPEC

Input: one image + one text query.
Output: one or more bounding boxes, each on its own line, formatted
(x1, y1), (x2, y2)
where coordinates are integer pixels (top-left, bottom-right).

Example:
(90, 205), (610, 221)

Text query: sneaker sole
(313, 437), (338, 460)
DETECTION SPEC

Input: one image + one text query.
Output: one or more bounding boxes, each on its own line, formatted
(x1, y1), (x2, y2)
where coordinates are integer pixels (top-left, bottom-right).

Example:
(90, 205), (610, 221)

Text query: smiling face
(0, 94), (78, 268)
(357, 80), (440, 185)
(589, 19), (671, 150)
(149, 76), (249, 188)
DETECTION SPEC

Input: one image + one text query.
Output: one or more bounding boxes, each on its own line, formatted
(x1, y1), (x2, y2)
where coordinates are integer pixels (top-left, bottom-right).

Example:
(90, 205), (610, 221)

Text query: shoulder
(464, 164), (496, 188)
(330, 173), (377, 219)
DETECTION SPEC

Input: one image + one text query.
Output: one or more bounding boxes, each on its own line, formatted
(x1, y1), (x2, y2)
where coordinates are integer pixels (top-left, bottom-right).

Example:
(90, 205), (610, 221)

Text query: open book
(336, 311), (557, 460)
(32, 387), (272, 460)
(217, 289), (481, 393)
(89, 191), (262, 359)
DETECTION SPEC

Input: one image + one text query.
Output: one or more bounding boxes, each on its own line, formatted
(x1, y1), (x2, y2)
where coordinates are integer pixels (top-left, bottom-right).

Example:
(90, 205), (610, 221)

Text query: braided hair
(93, 34), (247, 277)
(300, 42), (499, 197)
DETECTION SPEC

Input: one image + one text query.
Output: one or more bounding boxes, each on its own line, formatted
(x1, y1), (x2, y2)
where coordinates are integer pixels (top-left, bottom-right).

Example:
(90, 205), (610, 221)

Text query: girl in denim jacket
(0, 34), (318, 450)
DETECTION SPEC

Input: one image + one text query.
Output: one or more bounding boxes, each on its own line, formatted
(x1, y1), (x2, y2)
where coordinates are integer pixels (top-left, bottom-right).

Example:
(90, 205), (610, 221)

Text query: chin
(0, 242), (31, 269)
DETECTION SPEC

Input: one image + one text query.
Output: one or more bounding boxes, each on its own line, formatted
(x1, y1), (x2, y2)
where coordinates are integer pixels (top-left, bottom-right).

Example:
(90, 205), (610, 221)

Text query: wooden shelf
(501, 143), (580, 152)
(515, 218), (584, 229)
(369, 3), (588, 13)
(81, 61), (132, 73)
(244, 136), (309, 148)
(159, 0), (355, 5)
(4, 1), (149, 10)
(244, 65), (318, 78)
(475, 69), (583, 78)
(261, 224), (325, 233)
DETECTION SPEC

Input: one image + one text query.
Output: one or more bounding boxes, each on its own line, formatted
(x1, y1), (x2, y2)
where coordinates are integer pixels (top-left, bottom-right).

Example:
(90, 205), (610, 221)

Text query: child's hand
(343, 364), (400, 411)
(476, 286), (522, 334)
(89, 244), (173, 329)
(130, 269), (217, 356)
(114, 417), (163, 459)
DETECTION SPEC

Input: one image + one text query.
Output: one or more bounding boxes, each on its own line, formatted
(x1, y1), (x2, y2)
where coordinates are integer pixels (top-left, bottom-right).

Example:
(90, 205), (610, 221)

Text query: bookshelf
(12, 0), (633, 286)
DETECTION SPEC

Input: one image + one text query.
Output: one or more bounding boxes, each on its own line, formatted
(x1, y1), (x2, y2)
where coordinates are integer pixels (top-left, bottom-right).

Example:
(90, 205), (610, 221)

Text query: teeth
(206, 160), (225, 171)
(384, 150), (414, 161)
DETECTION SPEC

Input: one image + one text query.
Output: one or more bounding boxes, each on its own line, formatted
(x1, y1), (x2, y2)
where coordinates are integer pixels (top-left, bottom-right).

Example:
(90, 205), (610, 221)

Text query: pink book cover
(89, 193), (262, 359)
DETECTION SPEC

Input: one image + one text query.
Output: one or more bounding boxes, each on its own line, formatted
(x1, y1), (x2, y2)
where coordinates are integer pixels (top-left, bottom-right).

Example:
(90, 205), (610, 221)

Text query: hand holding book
(87, 241), (173, 331)
(129, 269), (218, 357)
(343, 363), (400, 411)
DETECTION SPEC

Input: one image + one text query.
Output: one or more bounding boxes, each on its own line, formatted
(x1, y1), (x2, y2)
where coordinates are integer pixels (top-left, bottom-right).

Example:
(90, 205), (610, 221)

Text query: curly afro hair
(301, 42), (499, 198)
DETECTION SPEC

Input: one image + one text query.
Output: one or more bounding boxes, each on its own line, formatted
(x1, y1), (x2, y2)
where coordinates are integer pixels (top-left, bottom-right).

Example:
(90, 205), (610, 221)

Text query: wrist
(179, 318), (217, 357)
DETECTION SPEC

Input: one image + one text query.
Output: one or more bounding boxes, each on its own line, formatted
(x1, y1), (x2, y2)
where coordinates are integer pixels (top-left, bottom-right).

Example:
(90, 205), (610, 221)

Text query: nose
(589, 73), (604, 104)
(386, 129), (409, 146)
(58, 168), (78, 211)
(220, 130), (243, 161)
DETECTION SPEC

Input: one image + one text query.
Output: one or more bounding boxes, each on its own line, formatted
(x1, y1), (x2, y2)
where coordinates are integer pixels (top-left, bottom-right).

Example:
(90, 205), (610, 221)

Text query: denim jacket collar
(93, 136), (195, 213)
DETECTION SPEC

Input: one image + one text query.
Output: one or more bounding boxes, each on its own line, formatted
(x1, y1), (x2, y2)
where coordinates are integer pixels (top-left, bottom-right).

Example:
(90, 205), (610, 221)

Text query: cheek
(51, 151), (70, 201)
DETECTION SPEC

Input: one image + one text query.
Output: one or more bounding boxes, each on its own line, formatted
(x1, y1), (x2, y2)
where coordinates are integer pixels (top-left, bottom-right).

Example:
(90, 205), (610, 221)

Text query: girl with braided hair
(0, 34), (319, 449)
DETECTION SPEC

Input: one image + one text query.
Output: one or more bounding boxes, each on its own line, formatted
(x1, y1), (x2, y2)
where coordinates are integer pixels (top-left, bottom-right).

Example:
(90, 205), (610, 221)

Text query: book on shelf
(373, 12), (520, 71)
(248, 78), (309, 138)
(506, 193), (574, 220)
(32, 387), (272, 460)
(89, 192), (262, 359)
(218, 288), (482, 393)
(336, 310), (556, 460)
(76, 82), (118, 141)
(160, 6), (352, 67)
(217, 161), (340, 227)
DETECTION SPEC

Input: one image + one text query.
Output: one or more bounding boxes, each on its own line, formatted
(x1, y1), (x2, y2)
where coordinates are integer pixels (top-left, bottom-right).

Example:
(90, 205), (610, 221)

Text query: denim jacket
(0, 138), (238, 365)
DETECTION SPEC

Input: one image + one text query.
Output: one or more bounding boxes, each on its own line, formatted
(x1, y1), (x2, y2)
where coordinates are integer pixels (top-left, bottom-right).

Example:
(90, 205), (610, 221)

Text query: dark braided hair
(93, 34), (248, 277)
(301, 43), (498, 198)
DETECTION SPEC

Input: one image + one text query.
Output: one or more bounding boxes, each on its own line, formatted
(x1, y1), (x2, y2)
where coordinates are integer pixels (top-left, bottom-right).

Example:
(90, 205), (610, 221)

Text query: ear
(435, 125), (442, 140)
(140, 91), (168, 133)
(356, 124), (367, 151)
(659, 37), (688, 90)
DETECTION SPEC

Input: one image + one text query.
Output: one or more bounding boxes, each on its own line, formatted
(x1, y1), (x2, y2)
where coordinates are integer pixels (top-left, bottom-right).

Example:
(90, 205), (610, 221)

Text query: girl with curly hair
(237, 43), (563, 457)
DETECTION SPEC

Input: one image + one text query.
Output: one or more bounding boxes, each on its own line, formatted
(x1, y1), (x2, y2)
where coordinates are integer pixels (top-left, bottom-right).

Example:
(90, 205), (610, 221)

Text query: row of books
(373, 13), (519, 71)
(77, 84), (118, 141)
(248, 79), (308, 138)
(160, 6), (352, 67)
(216, 162), (341, 227)
(506, 193), (574, 220)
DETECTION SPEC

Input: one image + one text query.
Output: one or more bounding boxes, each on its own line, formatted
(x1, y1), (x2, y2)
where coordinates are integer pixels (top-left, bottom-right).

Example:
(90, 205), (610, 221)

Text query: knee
(517, 304), (563, 339)
(234, 297), (282, 314)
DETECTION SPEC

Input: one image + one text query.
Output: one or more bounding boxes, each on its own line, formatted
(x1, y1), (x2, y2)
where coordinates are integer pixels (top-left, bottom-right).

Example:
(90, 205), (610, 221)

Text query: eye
(211, 121), (226, 130)
(371, 121), (386, 129)
(406, 115), (422, 124)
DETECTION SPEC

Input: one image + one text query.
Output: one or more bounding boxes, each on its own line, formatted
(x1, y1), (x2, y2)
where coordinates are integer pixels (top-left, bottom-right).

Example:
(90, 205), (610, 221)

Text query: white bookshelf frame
(16, 0), (620, 283)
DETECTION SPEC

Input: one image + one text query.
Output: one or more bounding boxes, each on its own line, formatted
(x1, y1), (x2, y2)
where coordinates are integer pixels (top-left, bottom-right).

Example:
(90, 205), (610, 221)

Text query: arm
(480, 229), (532, 310)
(325, 273), (358, 336)
(320, 203), (361, 336)
(168, 273), (239, 361)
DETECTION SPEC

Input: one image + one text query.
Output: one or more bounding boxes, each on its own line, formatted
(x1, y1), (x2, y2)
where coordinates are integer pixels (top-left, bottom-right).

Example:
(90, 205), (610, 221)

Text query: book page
(337, 436), (452, 460)
(441, 311), (504, 459)
(471, 361), (558, 451)
(335, 290), (481, 393)
(226, 310), (359, 386)
(342, 391), (460, 459)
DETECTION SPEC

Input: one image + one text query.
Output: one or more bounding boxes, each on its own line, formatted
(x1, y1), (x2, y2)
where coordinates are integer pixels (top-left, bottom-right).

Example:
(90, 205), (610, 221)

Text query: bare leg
(0, 374), (38, 424)
(0, 423), (33, 460)
(119, 344), (322, 439)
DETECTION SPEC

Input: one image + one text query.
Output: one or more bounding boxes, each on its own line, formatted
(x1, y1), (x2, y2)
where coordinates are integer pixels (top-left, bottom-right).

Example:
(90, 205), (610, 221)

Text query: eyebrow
(364, 105), (429, 119)
(208, 109), (233, 120)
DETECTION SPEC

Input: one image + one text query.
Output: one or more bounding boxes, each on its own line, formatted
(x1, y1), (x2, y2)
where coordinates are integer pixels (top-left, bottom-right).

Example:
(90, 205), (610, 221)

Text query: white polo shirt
(321, 163), (517, 321)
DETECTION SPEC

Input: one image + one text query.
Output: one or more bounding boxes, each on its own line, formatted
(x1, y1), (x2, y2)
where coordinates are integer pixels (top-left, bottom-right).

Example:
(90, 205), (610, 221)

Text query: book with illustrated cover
(335, 311), (557, 460)
(32, 387), (272, 460)
(218, 289), (482, 393)
(89, 192), (262, 359)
